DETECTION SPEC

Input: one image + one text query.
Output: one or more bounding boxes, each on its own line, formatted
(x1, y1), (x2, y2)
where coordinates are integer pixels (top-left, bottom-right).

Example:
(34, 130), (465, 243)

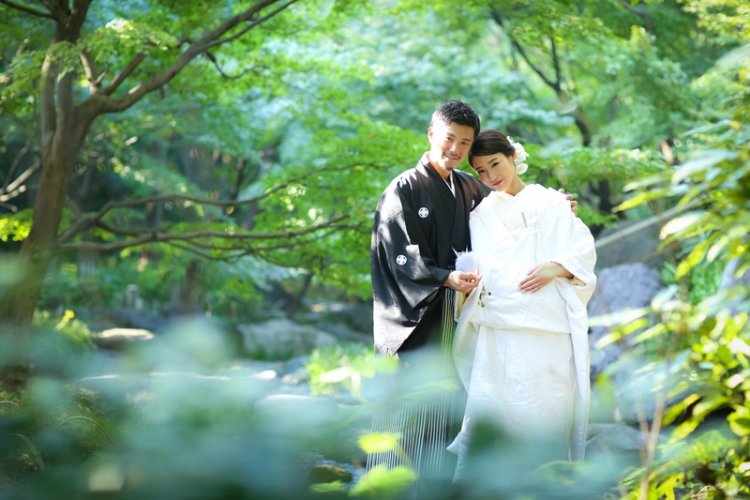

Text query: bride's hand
(518, 262), (570, 293)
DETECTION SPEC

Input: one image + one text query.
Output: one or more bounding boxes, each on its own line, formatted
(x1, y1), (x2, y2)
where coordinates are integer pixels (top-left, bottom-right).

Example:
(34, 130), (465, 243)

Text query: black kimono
(371, 154), (491, 354)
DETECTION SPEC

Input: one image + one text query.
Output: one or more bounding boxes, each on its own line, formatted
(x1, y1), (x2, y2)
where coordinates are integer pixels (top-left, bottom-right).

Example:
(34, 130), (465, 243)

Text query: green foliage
(599, 41), (750, 497)
(349, 465), (416, 498)
(0, 320), (414, 498)
(31, 309), (94, 353)
(2, 0), (750, 494)
(0, 209), (32, 242)
(659, 258), (724, 305)
(306, 343), (397, 398)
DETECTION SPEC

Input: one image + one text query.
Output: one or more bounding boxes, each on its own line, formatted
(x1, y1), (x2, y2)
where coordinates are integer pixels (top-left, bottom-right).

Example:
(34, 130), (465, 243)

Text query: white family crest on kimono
(448, 184), (597, 474)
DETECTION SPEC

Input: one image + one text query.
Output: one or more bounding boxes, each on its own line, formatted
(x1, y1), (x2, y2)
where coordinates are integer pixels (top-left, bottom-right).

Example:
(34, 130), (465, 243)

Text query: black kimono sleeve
(371, 181), (451, 354)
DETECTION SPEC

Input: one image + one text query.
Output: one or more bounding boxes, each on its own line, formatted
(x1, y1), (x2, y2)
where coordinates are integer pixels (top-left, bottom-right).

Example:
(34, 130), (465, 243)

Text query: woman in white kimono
(447, 130), (597, 478)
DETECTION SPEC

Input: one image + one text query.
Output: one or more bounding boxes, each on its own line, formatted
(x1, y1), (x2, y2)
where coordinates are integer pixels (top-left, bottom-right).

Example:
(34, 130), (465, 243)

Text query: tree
(0, 0), (363, 386)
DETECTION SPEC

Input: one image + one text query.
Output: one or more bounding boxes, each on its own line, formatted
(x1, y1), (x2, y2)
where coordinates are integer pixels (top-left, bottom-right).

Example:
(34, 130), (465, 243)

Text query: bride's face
(471, 153), (517, 192)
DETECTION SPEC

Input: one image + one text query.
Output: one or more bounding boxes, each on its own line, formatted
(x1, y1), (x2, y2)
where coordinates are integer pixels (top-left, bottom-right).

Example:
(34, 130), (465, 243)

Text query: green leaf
(357, 433), (400, 454)
(310, 481), (347, 493)
(659, 211), (704, 239)
(672, 149), (738, 184)
(728, 413), (750, 437)
(349, 465), (416, 497)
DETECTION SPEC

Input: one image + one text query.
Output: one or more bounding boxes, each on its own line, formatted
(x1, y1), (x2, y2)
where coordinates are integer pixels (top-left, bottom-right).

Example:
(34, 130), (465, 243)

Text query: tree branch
(204, 51), (259, 80)
(198, 0), (300, 52)
(2, 141), (32, 188)
(619, 0), (654, 33)
(57, 162), (359, 242)
(0, 160), (40, 200)
(57, 70), (76, 131)
(82, 0), (299, 118)
(0, 201), (20, 213)
(79, 50), (104, 92)
(39, 50), (58, 150)
(100, 52), (145, 96)
(550, 36), (562, 90)
(0, 0), (55, 19)
(491, 9), (560, 93)
(58, 214), (349, 253)
(166, 241), (252, 261)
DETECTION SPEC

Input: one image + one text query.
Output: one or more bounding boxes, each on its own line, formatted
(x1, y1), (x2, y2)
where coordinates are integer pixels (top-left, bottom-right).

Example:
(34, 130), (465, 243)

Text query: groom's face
(427, 119), (474, 178)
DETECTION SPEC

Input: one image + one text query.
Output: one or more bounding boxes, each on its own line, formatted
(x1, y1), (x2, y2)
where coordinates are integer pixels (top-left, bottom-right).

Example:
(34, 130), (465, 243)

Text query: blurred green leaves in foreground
(0, 322), (630, 499)
(1, 306), (749, 498)
(593, 72), (750, 498)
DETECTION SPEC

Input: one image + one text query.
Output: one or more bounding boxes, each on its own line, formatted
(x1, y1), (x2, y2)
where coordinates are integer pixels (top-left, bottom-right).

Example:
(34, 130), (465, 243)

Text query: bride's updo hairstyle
(468, 129), (514, 165)
(469, 129), (529, 175)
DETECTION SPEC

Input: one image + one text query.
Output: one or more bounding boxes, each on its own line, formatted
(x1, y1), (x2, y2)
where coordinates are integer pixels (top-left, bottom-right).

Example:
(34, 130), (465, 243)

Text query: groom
(371, 99), (489, 357)
(367, 100), (490, 497)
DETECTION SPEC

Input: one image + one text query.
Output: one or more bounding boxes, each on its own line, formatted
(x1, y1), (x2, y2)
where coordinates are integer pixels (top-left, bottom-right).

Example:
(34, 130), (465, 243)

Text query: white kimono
(448, 185), (596, 472)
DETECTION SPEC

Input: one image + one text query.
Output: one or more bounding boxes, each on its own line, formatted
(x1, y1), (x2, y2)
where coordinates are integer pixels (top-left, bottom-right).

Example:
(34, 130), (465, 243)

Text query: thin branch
(58, 162), (361, 242)
(0, 160), (40, 199)
(3, 141), (32, 188)
(491, 9), (560, 93)
(550, 37), (562, 90)
(619, 0), (654, 33)
(0, 184), (28, 203)
(58, 215), (349, 252)
(40, 50), (57, 144)
(198, 0), (300, 52)
(81, 0), (299, 118)
(79, 50), (103, 92)
(166, 241), (252, 261)
(101, 52), (145, 96)
(0, 201), (19, 213)
(0, 0), (55, 19)
(204, 51), (258, 80)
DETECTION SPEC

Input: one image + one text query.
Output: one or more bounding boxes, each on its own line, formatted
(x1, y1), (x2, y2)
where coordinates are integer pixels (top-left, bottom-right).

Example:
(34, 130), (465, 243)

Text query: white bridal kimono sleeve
(451, 185), (597, 462)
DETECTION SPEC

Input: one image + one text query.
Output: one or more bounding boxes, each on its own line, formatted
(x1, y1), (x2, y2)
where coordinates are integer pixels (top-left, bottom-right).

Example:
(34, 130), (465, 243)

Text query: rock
(720, 258), (750, 289)
(594, 218), (663, 269)
(92, 328), (155, 351)
(588, 263), (663, 376)
(719, 258), (750, 314)
(107, 307), (168, 332)
(238, 318), (337, 360)
(307, 463), (353, 485)
(587, 422), (645, 451)
(299, 301), (373, 337)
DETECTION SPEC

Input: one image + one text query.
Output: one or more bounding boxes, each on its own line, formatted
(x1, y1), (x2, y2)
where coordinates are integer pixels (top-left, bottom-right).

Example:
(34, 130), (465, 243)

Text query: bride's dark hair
(468, 129), (515, 168)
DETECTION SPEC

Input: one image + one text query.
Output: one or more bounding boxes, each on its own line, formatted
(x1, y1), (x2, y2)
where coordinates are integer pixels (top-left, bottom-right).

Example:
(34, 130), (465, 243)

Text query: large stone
(586, 422), (646, 456)
(299, 301), (373, 339)
(92, 328), (155, 351)
(588, 263), (663, 376)
(594, 218), (663, 269)
(238, 318), (337, 360)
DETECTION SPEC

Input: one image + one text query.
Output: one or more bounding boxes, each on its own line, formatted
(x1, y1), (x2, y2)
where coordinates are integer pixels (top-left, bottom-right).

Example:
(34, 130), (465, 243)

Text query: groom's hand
(559, 188), (578, 215)
(445, 271), (481, 294)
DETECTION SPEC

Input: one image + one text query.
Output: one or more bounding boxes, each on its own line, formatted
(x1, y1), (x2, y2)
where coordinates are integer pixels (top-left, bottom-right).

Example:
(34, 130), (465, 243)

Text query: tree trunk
(0, 0), (94, 388)
(0, 121), (88, 388)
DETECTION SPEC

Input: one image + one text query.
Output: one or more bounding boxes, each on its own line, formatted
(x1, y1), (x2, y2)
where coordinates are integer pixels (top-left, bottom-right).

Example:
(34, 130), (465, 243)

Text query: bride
(448, 129), (597, 478)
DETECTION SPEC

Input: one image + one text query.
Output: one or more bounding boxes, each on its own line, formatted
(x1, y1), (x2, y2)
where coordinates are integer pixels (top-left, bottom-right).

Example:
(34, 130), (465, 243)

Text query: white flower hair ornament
(508, 136), (529, 175)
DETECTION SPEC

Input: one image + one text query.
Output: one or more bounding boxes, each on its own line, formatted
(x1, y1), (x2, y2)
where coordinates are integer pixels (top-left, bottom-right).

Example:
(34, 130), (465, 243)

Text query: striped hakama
(366, 292), (464, 499)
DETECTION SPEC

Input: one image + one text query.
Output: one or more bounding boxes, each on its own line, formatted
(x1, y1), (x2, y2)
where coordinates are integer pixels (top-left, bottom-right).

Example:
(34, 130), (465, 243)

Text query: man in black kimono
(371, 100), (490, 356)
(367, 100), (490, 497)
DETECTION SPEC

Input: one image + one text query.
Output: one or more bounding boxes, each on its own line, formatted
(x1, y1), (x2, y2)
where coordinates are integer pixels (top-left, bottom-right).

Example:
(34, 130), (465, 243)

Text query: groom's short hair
(431, 100), (481, 139)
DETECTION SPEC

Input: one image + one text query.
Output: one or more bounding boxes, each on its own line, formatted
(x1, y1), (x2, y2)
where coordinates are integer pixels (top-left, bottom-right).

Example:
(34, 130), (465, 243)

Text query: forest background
(0, 0), (748, 498)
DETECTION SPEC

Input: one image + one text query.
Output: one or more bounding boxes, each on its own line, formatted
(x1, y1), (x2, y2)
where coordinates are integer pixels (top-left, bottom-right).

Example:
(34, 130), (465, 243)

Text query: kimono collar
(419, 153), (455, 196)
